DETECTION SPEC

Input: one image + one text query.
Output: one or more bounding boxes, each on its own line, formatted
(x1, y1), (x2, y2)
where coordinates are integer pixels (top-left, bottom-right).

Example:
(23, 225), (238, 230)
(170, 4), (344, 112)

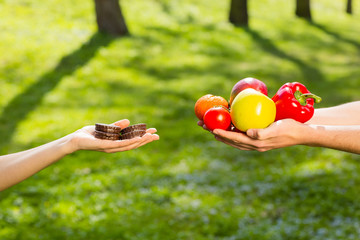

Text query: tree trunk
(346, 0), (352, 14)
(229, 0), (248, 27)
(295, 0), (312, 21)
(94, 0), (129, 36)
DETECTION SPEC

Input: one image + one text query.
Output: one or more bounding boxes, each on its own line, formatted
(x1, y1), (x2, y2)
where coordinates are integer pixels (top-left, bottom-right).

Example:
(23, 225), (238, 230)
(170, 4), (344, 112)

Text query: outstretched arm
(307, 101), (360, 125)
(210, 119), (360, 154)
(198, 101), (360, 154)
(0, 119), (159, 191)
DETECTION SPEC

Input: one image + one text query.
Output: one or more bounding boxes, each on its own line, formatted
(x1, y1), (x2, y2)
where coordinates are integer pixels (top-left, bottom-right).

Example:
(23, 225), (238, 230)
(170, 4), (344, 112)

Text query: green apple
(230, 88), (276, 132)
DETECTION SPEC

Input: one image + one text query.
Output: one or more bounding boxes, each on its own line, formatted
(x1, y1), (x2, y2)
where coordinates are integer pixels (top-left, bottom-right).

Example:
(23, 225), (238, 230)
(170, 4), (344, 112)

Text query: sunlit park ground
(1, 0), (360, 239)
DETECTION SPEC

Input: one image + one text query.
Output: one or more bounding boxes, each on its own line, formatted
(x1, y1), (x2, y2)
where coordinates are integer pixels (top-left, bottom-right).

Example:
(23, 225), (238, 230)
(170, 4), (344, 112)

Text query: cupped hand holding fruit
(195, 77), (325, 152)
(211, 118), (308, 152)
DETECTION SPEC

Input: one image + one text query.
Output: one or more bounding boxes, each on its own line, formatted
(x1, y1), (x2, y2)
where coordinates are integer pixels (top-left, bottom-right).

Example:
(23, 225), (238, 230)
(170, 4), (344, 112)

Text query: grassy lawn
(1, 0), (360, 239)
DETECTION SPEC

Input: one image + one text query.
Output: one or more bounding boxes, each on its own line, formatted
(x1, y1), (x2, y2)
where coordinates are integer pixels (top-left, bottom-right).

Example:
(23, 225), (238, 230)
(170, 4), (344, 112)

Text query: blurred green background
(1, 0), (360, 239)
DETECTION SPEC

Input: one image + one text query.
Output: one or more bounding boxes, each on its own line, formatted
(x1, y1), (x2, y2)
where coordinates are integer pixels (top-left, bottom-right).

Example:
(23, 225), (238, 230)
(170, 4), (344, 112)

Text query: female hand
(0, 119), (160, 191)
(69, 119), (160, 153)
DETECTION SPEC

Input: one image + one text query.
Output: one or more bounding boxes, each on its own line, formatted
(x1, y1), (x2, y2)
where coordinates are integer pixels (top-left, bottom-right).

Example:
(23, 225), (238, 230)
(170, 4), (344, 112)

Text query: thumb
(246, 128), (259, 139)
(113, 119), (130, 128)
(246, 128), (269, 140)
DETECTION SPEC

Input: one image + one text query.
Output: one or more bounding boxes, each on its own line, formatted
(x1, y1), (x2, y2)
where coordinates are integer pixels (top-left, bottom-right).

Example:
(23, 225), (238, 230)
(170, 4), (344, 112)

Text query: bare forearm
(0, 134), (75, 191)
(308, 101), (360, 125)
(0, 120), (159, 191)
(302, 125), (360, 154)
(299, 101), (360, 153)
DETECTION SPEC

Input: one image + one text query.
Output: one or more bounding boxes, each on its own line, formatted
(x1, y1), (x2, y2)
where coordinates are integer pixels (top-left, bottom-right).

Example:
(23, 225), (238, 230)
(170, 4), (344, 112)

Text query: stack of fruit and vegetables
(195, 78), (321, 132)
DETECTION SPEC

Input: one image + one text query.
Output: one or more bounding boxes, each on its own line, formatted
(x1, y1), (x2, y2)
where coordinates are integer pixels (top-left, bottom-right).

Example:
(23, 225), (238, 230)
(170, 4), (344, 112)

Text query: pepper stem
(294, 90), (322, 106)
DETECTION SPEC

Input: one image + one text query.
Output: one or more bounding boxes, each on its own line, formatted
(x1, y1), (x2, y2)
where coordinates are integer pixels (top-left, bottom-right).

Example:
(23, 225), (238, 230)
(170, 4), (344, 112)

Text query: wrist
(298, 124), (321, 146)
(60, 133), (79, 155)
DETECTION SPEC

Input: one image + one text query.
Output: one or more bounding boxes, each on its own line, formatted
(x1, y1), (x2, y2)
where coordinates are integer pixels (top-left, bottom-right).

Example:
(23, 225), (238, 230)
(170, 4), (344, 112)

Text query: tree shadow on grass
(243, 27), (325, 83)
(140, 25), (327, 85)
(0, 33), (115, 153)
(310, 22), (360, 51)
(243, 27), (357, 104)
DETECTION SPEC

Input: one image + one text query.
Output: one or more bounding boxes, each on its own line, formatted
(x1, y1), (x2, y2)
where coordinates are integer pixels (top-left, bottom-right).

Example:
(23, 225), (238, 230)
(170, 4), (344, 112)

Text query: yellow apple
(230, 88), (276, 132)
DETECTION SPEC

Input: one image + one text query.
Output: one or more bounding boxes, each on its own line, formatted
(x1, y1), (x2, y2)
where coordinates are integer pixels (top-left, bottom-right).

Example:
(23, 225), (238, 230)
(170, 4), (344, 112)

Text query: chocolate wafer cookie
(120, 123), (147, 135)
(120, 130), (146, 140)
(95, 130), (120, 140)
(95, 123), (122, 134)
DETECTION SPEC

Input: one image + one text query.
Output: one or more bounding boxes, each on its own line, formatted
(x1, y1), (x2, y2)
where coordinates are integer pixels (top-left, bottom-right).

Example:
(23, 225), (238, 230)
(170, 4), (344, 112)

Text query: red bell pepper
(272, 82), (321, 123)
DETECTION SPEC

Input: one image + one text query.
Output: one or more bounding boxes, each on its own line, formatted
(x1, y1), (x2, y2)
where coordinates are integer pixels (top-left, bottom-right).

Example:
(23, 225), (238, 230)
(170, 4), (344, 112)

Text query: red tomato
(203, 107), (231, 131)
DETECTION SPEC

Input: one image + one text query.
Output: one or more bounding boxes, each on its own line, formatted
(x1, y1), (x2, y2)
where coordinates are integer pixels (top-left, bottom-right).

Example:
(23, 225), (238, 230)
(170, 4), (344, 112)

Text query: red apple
(229, 77), (268, 105)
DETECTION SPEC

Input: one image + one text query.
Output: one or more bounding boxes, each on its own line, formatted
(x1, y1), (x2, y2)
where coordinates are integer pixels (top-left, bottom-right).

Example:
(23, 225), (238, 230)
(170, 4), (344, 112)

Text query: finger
(214, 135), (254, 151)
(197, 120), (210, 131)
(213, 129), (265, 150)
(108, 135), (153, 152)
(212, 129), (248, 142)
(146, 128), (157, 134)
(247, 121), (280, 140)
(140, 133), (159, 143)
(104, 133), (159, 153)
(246, 128), (260, 139)
(97, 135), (143, 150)
(112, 119), (130, 128)
(99, 132), (159, 149)
(250, 127), (273, 140)
(110, 138), (144, 152)
(135, 134), (159, 148)
(150, 134), (160, 141)
(248, 128), (275, 140)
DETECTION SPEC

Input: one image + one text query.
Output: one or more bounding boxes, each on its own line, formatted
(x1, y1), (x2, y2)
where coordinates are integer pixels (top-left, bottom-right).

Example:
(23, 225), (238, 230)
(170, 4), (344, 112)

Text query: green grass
(1, 0), (360, 239)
